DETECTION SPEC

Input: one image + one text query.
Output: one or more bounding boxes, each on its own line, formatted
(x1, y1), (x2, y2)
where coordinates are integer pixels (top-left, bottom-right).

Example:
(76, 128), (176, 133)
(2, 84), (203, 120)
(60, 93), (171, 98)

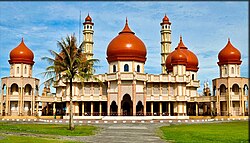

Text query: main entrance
(121, 94), (133, 116)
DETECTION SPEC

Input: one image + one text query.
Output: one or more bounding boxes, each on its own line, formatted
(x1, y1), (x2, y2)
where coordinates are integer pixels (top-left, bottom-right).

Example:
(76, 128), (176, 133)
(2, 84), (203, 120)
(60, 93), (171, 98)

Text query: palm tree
(42, 34), (99, 130)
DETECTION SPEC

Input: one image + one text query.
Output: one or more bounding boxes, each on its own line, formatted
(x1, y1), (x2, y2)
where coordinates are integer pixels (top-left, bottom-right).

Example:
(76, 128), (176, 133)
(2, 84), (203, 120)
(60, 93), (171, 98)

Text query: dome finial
(126, 17), (128, 24)
(22, 37), (24, 42)
(228, 37), (230, 42)
(180, 35), (182, 41)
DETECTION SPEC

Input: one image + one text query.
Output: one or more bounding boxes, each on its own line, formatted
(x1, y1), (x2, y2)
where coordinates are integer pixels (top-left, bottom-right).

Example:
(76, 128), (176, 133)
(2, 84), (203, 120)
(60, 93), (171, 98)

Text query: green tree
(42, 34), (99, 130)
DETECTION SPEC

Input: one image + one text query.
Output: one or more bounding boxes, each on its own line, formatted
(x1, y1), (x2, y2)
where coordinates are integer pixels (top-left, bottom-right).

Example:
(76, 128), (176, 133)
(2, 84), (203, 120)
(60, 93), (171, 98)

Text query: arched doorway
(110, 101), (118, 116)
(121, 94), (132, 116)
(136, 101), (143, 116)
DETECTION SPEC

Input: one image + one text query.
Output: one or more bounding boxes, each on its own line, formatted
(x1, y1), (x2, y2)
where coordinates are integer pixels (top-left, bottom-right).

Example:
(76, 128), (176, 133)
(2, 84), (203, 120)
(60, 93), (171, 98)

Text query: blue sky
(0, 2), (248, 94)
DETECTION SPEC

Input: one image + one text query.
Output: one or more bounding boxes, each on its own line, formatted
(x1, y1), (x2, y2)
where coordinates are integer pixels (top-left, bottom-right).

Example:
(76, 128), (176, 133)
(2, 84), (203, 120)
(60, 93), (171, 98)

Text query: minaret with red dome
(82, 13), (94, 60)
(160, 14), (172, 74)
(217, 38), (242, 77)
(1, 38), (39, 116)
(9, 38), (34, 77)
(166, 36), (199, 80)
(106, 18), (147, 73)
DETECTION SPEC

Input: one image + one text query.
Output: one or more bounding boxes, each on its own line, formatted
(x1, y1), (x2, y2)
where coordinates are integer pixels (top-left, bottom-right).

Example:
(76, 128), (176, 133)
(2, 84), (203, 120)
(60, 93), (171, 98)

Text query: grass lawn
(0, 135), (79, 143)
(159, 121), (248, 143)
(0, 122), (97, 136)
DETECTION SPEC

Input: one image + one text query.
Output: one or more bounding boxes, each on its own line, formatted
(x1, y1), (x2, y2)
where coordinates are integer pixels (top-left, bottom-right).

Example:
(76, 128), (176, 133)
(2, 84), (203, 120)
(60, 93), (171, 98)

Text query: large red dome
(218, 39), (241, 66)
(106, 19), (147, 63)
(171, 47), (187, 65)
(166, 36), (199, 72)
(9, 38), (34, 65)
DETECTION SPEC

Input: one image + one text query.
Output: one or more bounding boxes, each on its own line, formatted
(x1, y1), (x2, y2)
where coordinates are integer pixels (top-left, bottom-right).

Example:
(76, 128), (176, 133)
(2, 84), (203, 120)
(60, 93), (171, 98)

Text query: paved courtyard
(79, 123), (166, 143)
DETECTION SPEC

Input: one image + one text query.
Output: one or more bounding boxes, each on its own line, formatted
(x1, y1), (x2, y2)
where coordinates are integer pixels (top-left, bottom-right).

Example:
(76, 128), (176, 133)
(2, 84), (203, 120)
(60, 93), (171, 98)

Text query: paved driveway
(79, 123), (167, 143)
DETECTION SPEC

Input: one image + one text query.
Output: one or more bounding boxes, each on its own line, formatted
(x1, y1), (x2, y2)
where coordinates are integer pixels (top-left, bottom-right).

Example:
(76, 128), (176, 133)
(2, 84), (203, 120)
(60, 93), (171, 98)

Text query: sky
(0, 2), (248, 94)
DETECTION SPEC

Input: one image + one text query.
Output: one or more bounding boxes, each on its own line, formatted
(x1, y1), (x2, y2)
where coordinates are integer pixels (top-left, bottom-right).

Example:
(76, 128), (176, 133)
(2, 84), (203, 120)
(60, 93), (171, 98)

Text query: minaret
(160, 14), (172, 74)
(83, 13), (94, 60)
(217, 38), (242, 78)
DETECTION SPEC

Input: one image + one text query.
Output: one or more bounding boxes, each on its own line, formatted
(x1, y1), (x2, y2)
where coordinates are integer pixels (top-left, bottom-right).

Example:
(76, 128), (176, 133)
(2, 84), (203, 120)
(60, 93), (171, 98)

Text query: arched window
(24, 84), (32, 95)
(232, 84), (239, 93)
(237, 67), (240, 75)
(168, 25), (170, 29)
(87, 25), (89, 29)
(192, 74), (195, 80)
(24, 66), (27, 74)
(231, 67), (234, 74)
(224, 67), (227, 74)
(220, 84), (226, 96)
(10, 83), (18, 95)
(243, 85), (248, 96)
(90, 26), (92, 29)
(165, 25), (167, 29)
(17, 67), (19, 74)
(113, 65), (116, 72)
(124, 64), (129, 72)
(137, 65), (140, 72)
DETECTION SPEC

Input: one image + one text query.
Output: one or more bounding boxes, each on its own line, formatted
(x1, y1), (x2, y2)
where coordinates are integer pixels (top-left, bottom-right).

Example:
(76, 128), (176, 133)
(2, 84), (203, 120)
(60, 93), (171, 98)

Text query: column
(217, 88), (220, 116)
(196, 103), (198, 116)
(210, 102), (214, 116)
(36, 102), (39, 116)
(168, 102), (171, 116)
(151, 102), (153, 116)
(107, 82), (110, 116)
(133, 80), (136, 116)
(159, 102), (162, 116)
(91, 102), (93, 116)
(53, 102), (56, 116)
(241, 88), (244, 116)
(6, 87), (9, 115)
(228, 88), (231, 116)
(46, 103), (49, 116)
(118, 80), (121, 116)
(143, 82), (146, 116)
(82, 102), (85, 116)
(32, 89), (35, 115)
(99, 102), (102, 116)
(20, 87), (23, 115)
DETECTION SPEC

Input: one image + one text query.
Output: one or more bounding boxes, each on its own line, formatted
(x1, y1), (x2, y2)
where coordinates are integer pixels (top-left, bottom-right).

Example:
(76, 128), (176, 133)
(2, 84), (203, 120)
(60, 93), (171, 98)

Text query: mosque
(0, 14), (248, 118)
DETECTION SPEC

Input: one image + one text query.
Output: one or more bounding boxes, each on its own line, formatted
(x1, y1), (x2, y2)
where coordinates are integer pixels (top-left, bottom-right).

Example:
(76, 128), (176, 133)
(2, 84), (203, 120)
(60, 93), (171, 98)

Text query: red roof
(83, 13), (94, 25)
(218, 38), (241, 65)
(106, 18), (147, 63)
(166, 36), (199, 72)
(9, 38), (34, 65)
(160, 14), (171, 25)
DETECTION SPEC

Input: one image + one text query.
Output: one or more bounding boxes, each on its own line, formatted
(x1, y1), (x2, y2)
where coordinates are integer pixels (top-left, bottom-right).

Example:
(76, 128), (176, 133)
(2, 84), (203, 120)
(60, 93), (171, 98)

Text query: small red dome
(9, 38), (34, 65)
(165, 36), (199, 72)
(106, 18), (147, 63)
(171, 47), (187, 65)
(83, 13), (94, 25)
(218, 39), (241, 66)
(160, 14), (171, 25)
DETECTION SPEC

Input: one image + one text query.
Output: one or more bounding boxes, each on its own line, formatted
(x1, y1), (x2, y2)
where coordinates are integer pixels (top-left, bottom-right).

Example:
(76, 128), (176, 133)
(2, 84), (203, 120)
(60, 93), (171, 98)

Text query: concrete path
(79, 123), (167, 143)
